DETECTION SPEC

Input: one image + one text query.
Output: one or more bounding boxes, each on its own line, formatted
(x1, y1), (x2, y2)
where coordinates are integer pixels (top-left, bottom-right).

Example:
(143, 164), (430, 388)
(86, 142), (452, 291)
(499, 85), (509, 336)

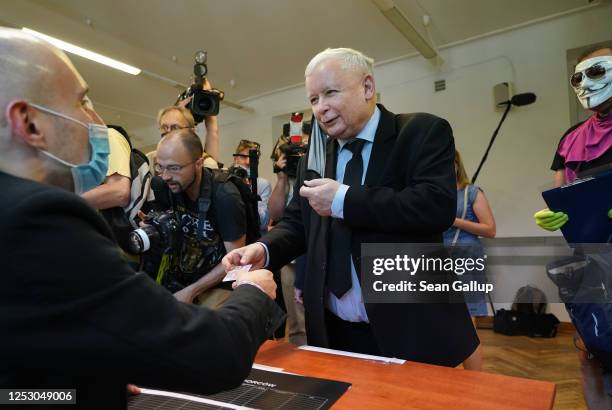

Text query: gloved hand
(534, 208), (568, 231)
(608, 208), (612, 219)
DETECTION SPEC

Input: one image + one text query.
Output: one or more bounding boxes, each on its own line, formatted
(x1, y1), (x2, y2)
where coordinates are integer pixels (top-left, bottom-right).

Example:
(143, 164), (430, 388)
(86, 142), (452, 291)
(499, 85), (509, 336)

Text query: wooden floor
(478, 328), (586, 410)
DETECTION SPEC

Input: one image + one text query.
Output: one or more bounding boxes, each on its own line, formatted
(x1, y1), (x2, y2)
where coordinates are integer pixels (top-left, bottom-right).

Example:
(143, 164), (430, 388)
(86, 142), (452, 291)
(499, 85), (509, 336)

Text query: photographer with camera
(148, 51), (224, 171)
(229, 139), (272, 234)
(267, 118), (309, 345)
(148, 101), (219, 171)
(269, 118), (310, 222)
(136, 129), (247, 306)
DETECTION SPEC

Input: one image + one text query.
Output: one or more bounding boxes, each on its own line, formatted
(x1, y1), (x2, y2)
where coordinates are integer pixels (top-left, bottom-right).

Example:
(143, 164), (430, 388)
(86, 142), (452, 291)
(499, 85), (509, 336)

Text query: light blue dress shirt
(327, 106), (380, 322)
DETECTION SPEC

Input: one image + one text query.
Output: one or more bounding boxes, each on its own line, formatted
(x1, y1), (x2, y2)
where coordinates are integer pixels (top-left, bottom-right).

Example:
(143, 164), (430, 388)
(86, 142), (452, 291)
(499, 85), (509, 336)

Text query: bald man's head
(0, 28), (83, 129)
(158, 128), (204, 162)
(156, 129), (204, 195)
(0, 27), (103, 190)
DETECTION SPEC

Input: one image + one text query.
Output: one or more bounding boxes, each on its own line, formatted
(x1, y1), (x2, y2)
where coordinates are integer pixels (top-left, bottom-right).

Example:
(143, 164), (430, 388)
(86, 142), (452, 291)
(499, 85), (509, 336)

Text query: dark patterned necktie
(327, 138), (366, 298)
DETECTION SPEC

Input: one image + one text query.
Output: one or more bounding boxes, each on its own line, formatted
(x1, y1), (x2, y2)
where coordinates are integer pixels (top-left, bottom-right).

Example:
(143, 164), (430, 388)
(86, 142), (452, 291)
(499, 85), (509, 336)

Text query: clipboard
(541, 168), (612, 244)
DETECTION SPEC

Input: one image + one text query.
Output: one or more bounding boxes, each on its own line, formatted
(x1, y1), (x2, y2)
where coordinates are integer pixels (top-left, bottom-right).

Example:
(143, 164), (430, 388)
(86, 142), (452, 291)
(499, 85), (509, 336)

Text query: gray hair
(305, 48), (374, 78)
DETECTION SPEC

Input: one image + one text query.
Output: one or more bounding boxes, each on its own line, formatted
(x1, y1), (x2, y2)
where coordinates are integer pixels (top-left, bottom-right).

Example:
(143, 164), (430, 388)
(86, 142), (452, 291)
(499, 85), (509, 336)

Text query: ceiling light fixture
(371, 0), (442, 64)
(21, 28), (252, 112)
(22, 27), (141, 75)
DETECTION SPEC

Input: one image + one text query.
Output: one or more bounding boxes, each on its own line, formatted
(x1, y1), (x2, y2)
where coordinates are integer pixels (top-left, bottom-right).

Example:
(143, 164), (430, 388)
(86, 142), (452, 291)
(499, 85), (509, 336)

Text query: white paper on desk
(139, 388), (256, 410)
(252, 363), (284, 373)
(223, 264), (252, 282)
(298, 345), (406, 364)
(252, 362), (298, 376)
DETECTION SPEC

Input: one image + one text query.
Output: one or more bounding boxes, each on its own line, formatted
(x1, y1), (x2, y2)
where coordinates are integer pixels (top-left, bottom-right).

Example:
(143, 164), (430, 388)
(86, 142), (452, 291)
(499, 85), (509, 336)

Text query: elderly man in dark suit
(224, 47), (478, 366)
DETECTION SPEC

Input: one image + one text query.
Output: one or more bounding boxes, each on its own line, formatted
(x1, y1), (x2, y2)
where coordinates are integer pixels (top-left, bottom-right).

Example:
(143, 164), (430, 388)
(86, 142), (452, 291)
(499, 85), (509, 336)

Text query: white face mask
(571, 56), (612, 110)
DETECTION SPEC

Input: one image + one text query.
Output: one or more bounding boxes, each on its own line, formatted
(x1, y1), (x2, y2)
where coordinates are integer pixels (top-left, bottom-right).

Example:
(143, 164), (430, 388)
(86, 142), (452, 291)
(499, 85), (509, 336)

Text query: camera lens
(194, 63), (208, 78)
(128, 226), (159, 254)
(196, 95), (213, 112)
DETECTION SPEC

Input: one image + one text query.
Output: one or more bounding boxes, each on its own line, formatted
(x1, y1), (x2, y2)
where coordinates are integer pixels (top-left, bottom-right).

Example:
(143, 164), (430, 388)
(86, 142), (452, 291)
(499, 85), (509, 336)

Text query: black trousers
(325, 309), (381, 356)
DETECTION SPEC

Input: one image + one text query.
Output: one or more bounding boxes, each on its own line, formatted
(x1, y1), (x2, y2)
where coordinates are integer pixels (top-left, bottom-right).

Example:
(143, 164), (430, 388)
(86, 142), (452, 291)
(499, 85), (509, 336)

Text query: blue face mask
(30, 103), (110, 194)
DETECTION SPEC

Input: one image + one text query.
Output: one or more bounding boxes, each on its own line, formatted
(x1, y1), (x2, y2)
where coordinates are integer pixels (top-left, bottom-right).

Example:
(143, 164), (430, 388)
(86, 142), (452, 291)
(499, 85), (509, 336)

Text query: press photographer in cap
(0, 27), (282, 409)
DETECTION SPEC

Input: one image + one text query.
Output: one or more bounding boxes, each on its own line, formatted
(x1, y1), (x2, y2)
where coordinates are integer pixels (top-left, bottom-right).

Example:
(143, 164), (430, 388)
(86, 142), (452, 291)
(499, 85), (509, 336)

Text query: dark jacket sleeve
(344, 115), (456, 234)
(260, 157), (308, 270)
(2, 188), (283, 395)
(213, 180), (246, 242)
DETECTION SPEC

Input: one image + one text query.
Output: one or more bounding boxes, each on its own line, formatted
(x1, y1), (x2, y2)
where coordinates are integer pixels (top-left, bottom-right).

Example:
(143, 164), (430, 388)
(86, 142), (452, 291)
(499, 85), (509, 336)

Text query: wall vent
(434, 79), (446, 92)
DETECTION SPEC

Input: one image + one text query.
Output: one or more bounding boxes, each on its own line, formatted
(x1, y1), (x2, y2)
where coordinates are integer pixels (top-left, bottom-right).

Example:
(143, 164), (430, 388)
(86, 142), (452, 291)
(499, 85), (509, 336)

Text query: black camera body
(275, 142), (307, 178)
(176, 50), (224, 123)
(128, 210), (181, 255)
(228, 165), (248, 180)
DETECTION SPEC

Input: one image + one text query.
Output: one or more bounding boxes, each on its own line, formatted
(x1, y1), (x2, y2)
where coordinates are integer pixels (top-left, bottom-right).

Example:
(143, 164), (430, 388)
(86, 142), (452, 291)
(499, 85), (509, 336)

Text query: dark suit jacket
(0, 171), (283, 409)
(261, 104), (479, 366)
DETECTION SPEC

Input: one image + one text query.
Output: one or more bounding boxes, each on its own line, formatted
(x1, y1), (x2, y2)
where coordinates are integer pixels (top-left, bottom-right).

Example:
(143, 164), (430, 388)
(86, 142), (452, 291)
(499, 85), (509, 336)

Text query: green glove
(534, 208), (568, 232)
(608, 208), (612, 219)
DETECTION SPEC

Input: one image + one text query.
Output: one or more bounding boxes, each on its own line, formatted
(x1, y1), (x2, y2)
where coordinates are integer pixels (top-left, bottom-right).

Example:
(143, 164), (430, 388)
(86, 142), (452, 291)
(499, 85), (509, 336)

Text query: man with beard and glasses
(144, 129), (248, 307)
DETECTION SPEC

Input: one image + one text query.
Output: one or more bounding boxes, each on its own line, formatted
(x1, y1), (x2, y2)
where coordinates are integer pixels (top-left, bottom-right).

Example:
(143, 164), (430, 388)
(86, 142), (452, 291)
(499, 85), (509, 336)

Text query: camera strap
(197, 167), (213, 241)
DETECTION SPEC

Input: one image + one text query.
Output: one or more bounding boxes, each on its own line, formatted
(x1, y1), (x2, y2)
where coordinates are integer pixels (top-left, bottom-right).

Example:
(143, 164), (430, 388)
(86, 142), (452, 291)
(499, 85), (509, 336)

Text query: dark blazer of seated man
(224, 47), (478, 367)
(0, 27), (283, 410)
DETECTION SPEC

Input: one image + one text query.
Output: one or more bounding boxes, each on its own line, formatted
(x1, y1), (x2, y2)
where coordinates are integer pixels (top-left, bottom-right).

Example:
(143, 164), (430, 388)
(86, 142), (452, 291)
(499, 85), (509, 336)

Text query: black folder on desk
(542, 169), (612, 244)
(128, 368), (351, 410)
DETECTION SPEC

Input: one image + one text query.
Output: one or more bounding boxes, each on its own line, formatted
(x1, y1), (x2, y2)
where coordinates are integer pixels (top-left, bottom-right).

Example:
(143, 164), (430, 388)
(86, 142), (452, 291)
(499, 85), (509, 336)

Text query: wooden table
(255, 341), (555, 410)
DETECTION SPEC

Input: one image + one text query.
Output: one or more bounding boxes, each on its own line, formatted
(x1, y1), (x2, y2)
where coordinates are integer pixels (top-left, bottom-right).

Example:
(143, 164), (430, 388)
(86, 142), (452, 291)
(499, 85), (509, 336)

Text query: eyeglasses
(570, 62), (611, 87)
(159, 124), (191, 136)
(154, 161), (195, 174)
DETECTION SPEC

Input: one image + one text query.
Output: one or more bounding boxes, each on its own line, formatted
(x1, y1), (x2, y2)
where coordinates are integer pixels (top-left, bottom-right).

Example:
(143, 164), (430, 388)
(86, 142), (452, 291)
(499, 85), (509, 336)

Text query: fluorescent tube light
(22, 27), (141, 75)
(371, 0), (440, 61)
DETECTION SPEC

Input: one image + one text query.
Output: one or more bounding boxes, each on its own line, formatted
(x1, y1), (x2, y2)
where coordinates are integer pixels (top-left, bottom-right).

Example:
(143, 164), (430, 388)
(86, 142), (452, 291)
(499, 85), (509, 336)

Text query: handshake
(222, 243), (276, 299)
